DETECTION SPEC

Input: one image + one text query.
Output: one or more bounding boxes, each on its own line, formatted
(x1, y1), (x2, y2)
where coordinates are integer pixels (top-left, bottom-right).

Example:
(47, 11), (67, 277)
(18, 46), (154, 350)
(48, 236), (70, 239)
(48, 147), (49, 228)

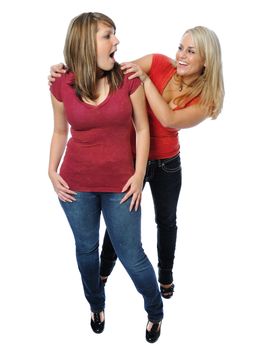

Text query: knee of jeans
(155, 216), (177, 229)
(121, 251), (148, 272)
(76, 241), (99, 255)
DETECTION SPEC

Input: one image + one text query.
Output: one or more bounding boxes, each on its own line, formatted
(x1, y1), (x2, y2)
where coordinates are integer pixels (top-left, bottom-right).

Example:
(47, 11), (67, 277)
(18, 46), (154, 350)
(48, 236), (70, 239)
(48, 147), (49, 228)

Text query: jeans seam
(161, 164), (181, 173)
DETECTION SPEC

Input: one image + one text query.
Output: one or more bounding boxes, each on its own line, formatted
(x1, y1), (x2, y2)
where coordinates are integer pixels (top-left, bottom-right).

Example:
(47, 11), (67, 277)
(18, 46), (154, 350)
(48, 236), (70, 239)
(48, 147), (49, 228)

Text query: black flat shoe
(90, 311), (105, 334)
(146, 321), (161, 343)
(160, 283), (174, 299)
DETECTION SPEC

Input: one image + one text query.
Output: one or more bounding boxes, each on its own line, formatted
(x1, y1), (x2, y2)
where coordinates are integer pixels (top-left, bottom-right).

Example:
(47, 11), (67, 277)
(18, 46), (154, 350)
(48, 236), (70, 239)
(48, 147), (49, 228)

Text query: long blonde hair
(63, 12), (123, 101)
(175, 26), (224, 118)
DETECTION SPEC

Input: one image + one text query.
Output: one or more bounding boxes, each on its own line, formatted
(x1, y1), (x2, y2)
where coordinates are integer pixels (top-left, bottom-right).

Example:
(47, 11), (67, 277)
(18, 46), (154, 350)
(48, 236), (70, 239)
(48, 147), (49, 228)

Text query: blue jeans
(59, 192), (163, 322)
(101, 154), (182, 285)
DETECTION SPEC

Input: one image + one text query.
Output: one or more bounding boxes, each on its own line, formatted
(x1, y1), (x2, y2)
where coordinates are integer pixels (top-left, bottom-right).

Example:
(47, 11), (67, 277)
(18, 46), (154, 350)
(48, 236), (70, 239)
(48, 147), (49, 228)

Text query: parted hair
(63, 12), (123, 101)
(175, 26), (224, 118)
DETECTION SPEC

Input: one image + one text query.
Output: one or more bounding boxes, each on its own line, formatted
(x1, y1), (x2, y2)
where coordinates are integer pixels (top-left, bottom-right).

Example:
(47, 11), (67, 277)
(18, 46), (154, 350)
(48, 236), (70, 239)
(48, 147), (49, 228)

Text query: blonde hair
(63, 12), (123, 101)
(175, 26), (224, 118)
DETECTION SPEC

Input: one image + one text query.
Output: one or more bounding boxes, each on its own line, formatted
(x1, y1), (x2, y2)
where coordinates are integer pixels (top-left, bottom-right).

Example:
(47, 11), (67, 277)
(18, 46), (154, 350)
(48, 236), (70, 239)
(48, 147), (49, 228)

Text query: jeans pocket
(145, 162), (155, 182)
(161, 155), (181, 174)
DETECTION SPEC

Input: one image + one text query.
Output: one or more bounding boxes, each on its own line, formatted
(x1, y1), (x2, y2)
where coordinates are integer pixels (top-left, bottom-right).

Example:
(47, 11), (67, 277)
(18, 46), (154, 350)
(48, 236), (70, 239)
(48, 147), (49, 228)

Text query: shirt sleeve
(150, 54), (173, 78)
(125, 74), (141, 95)
(49, 75), (63, 102)
(149, 54), (167, 77)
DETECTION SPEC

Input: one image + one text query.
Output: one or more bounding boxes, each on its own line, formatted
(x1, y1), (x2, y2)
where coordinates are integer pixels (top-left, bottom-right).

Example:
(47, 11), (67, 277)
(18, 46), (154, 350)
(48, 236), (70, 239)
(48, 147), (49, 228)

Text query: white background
(0, 0), (261, 349)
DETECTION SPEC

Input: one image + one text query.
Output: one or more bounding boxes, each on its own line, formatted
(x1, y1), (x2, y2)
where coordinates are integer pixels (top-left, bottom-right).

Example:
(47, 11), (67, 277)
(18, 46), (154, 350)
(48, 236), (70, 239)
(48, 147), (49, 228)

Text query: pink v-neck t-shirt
(50, 72), (140, 192)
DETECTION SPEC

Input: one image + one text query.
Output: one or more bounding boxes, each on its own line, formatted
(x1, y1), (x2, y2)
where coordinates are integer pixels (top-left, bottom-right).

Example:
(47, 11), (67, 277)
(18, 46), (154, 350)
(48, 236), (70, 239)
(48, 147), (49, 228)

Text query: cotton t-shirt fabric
(50, 72), (140, 192)
(148, 54), (198, 160)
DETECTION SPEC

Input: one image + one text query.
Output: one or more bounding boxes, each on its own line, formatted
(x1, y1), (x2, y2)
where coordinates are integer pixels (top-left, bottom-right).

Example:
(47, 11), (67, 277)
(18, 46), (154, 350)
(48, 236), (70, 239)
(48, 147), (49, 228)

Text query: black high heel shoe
(146, 321), (161, 343)
(160, 283), (174, 299)
(100, 276), (108, 285)
(90, 311), (105, 334)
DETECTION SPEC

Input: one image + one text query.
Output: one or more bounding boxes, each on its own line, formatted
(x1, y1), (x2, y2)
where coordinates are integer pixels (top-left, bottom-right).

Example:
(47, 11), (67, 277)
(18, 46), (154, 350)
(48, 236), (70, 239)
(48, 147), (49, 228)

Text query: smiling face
(176, 32), (205, 83)
(96, 22), (119, 71)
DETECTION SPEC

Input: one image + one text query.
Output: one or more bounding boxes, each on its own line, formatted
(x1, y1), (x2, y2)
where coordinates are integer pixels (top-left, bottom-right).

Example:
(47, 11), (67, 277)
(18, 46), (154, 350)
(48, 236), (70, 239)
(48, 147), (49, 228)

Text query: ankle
(147, 320), (161, 332)
(100, 276), (108, 285)
(160, 283), (173, 288)
(91, 310), (105, 322)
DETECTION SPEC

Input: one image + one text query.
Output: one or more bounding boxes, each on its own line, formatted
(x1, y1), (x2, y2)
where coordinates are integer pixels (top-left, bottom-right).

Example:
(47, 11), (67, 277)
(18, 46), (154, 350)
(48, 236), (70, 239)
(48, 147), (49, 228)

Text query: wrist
(48, 169), (57, 178)
(140, 73), (149, 84)
(134, 169), (146, 179)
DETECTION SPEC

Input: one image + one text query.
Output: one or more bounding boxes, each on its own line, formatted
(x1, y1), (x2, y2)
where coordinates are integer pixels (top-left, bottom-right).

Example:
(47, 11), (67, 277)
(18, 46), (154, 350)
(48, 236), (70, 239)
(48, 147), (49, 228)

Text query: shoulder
(149, 54), (176, 86)
(50, 72), (74, 102)
(122, 73), (141, 95)
(150, 54), (175, 75)
(151, 53), (174, 66)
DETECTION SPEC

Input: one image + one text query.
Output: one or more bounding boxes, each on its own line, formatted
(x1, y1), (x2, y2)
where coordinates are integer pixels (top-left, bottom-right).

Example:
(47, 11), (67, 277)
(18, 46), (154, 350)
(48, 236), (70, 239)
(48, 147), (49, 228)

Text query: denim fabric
(60, 192), (163, 322)
(101, 154), (182, 285)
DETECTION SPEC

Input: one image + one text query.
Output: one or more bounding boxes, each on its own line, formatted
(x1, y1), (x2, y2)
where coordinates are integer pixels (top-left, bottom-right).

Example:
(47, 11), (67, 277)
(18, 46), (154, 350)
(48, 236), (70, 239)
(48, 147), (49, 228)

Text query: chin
(103, 65), (114, 72)
(103, 64), (115, 71)
(177, 67), (187, 75)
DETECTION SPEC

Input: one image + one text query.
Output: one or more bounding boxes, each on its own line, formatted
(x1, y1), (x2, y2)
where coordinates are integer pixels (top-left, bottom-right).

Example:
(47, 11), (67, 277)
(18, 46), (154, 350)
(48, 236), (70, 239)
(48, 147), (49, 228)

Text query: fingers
(121, 63), (138, 75)
(59, 176), (69, 189)
(121, 62), (134, 69)
(50, 63), (67, 75)
(48, 63), (67, 86)
(120, 174), (143, 210)
(128, 72), (140, 80)
(121, 62), (147, 83)
(129, 192), (142, 211)
(53, 175), (77, 202)
(56, 183), (77, 202)
(48, 75), (56, 86)
(120, 190), (132, 204)
(57, 189), (76, 202)
(121, 179), (131, 193)
(120, 190), (142, 211)
(51, 71), (63, 77)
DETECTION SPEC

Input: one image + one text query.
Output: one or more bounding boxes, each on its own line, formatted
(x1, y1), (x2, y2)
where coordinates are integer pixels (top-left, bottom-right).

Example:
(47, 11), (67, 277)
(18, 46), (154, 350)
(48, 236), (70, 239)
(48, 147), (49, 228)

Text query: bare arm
(121, 62), (208, 129)
(131, 85), (150, 179)
(131, 54), (153, 75)
(143, 77), (208, 128)
(131, 54), (176, 75)
(48, 94), (76, 201)
(120, 85), (149, 211)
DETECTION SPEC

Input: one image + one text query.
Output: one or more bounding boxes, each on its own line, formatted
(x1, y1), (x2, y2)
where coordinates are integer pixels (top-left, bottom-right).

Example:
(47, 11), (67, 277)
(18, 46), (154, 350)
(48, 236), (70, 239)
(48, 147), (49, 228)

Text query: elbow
(160, 117), (176, 129)
(53, 127), (68, 136)
(162, 121), (176, 128)
(157, 112), (177, 128)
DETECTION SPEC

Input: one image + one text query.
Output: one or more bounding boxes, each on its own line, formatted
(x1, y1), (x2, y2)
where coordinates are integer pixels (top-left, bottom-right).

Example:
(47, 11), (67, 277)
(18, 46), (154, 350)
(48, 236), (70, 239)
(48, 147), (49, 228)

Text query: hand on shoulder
(48, 63), (67, 86)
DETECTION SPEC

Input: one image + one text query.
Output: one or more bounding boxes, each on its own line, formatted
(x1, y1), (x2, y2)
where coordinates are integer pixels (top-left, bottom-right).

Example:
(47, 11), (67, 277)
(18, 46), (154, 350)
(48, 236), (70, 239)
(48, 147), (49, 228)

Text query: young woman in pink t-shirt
(48, 12), (163, 343)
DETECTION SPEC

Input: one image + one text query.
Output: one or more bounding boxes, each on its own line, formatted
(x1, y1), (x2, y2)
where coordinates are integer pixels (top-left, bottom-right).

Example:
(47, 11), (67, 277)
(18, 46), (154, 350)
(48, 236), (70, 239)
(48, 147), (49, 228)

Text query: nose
(178, 49), (187, 59)
(113, 35), (120, 46)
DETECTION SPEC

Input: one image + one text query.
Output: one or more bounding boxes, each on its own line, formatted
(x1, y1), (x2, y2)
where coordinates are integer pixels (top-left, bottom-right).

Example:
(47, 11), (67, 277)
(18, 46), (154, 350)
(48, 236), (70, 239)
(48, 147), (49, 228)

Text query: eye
(188, 49), (195, 54)
(178, 45), (182, 51)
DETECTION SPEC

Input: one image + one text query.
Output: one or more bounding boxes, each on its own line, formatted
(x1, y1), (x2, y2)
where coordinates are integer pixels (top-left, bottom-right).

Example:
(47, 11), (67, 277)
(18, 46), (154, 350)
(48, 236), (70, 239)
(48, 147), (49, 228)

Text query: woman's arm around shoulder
(131, 54), (153, 74)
